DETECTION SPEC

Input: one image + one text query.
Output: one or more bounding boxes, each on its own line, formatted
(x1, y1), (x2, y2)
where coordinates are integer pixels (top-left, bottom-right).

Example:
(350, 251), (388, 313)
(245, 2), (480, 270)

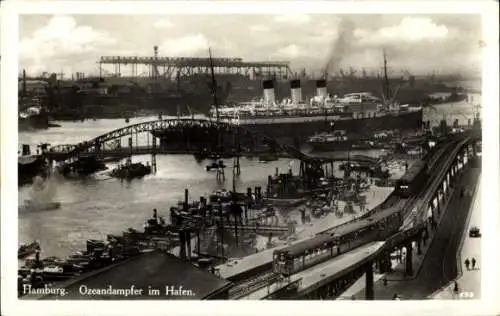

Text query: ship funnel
(290, 79), (302, 104)
(262, 80), (275, 105)
(316, 79), (328, 98)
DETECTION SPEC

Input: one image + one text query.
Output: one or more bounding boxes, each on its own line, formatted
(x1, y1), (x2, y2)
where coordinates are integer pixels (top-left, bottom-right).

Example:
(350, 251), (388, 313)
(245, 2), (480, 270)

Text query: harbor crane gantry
(98, 46), (292, 81)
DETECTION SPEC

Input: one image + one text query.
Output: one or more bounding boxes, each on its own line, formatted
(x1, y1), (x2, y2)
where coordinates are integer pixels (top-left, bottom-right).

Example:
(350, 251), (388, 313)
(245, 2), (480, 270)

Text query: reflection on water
(17, 96), (480, 258)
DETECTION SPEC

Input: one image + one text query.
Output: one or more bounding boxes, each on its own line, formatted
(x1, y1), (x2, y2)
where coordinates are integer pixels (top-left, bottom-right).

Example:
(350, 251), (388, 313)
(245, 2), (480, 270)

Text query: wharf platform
(216, 185), (393, 282)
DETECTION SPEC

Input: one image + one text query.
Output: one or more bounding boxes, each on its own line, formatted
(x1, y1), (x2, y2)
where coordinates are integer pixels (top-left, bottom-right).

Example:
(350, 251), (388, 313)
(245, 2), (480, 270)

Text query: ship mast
(383, 49), (391, 102)
(208, 47), (219, 122)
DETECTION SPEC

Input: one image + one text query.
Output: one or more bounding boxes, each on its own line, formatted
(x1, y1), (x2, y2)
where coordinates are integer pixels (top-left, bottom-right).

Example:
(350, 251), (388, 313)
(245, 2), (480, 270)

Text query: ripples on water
(17, 97), (481, 258)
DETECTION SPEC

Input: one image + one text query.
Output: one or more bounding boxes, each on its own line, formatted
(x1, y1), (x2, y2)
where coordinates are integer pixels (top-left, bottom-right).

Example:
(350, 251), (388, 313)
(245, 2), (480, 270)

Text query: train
(394, 160), (429, 198)
(272, 199), (408, 277)
(394, 137), (459, 199)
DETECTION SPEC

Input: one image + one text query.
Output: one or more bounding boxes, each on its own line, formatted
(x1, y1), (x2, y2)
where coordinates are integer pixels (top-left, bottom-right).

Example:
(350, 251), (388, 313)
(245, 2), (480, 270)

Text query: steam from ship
(290, 79), (302, 104)
(324, 19), (355, 75)
(262, 80), (276, 106)
(316, 79), (328, 99)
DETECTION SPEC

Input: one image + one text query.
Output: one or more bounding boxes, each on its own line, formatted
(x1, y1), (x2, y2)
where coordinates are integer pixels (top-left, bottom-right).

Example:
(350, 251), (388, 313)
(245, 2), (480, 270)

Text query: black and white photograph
(1, 1), (499, 315)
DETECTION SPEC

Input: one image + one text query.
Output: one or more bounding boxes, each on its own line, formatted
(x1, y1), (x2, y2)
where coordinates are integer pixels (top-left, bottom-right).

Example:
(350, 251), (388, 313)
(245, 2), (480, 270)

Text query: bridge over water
(42, 118), (383, 167)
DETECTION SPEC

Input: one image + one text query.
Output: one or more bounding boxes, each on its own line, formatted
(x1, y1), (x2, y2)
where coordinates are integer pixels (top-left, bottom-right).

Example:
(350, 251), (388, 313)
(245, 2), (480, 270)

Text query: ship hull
(18, 109), (60, 131)
(18, 113), (50, 131)
(150, 109), (423, 148)
(239, 109), (423, 143)
(18, 155), (46, 186)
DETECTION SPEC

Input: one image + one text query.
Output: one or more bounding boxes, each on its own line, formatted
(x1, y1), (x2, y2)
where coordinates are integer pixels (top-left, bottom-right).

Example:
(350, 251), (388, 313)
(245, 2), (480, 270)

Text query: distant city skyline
(19, 14), (482, 78)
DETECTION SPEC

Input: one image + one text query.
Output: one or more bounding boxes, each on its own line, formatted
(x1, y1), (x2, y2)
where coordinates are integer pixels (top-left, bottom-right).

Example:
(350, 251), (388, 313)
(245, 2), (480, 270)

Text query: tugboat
(61, 155), (108, 177)
(110, 161), (152, 179)
(18, 144), (48, 186)
(306, 129), (398, 152)
(206, 160), (226, 172)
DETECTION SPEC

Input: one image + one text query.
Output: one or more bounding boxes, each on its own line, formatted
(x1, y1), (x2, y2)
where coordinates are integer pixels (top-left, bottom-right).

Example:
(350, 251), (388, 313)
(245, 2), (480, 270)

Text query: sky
(19, 14), (483, 78)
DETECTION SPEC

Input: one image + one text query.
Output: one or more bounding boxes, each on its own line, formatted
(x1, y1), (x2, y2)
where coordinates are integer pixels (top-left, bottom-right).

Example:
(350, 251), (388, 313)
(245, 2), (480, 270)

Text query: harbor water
(18, 96), (480, 259)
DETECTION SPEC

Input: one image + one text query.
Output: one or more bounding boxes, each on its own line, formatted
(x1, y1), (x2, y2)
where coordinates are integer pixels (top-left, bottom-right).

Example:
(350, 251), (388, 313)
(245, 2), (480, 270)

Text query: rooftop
(38, 250), (232, 300)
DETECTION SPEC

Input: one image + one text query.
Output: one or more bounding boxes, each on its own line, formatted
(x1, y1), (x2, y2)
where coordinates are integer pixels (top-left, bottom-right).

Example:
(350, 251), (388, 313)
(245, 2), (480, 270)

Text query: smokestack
(316, 79), (327, 98)
(290, 79), (302, 104)
(262, 80), (275, 105)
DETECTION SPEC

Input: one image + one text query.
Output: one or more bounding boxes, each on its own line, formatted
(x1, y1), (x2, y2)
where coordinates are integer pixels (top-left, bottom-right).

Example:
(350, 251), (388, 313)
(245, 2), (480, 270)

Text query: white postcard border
(1, 1), (499, 316)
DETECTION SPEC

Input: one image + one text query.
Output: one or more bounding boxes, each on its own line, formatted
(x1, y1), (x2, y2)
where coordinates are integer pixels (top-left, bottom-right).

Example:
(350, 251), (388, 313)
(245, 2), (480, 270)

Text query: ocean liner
(152, 51), (423, 146)
(205, 52), (423, 142)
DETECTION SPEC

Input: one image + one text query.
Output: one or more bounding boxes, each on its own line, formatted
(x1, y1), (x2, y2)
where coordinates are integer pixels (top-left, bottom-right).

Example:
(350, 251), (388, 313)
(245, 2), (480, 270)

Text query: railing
(385, 223), (424, 250)
(99, 56), (290, 67)
(206, 224), (288, 233)
(413, 136), (472, 225)
(261, 278), (303, 300)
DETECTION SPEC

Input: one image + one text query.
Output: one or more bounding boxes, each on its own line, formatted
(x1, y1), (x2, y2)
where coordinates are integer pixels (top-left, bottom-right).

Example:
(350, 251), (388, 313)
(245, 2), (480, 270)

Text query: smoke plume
(323, 18), (355, 77)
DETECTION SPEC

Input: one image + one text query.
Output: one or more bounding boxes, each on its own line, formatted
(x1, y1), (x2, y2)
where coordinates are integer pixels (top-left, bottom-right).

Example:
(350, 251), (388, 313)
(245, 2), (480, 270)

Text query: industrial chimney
(316, 79), (328, 98)
(290, 79), (302, 104)
(262, 80), (275, 105)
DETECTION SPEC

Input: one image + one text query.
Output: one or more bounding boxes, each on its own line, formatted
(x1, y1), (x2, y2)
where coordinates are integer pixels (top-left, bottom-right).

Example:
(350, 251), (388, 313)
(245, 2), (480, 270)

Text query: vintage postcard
(1, 1), (499, 316)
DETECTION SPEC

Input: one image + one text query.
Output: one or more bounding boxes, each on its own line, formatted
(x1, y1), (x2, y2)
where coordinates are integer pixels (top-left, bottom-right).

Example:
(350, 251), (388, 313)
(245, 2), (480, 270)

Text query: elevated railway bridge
(212, 131), (480, 300)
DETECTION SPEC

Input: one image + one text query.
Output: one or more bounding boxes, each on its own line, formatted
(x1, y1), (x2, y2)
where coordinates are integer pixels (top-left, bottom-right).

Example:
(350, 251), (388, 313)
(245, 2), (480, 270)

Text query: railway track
(228, 271), (278, 299)
(412, 137), (471, 226)
(401, 137), (464, 227)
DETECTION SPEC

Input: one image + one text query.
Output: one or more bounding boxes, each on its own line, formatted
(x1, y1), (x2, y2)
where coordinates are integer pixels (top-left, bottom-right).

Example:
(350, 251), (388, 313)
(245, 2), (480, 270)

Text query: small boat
(19, 201), (61, 213)
(18, 241), (41, 259)
(61, 156), (108, 177)
(206, 160), (226, 171)
(42, 265), (80, 281)
(110, 162), (152, 179)
(86, 239), (105, 253)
